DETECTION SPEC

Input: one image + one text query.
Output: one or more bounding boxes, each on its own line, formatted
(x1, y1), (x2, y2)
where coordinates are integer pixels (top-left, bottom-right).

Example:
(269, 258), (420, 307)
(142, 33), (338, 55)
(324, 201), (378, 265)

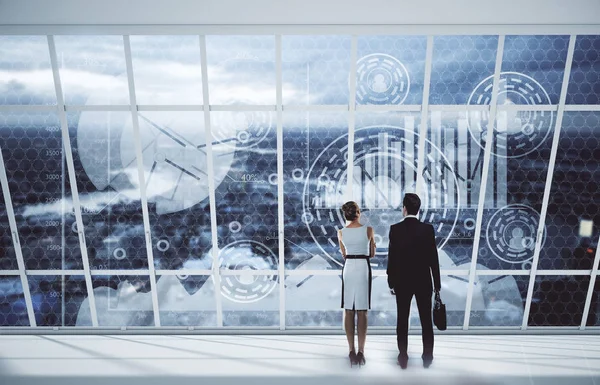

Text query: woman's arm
(367, 226), (376, 258)
(338, 229), (347, 259)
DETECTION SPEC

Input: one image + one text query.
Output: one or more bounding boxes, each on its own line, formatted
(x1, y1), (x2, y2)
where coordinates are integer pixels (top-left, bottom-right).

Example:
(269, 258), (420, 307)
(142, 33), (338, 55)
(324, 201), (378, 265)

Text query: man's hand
(390, 288), (396, 296)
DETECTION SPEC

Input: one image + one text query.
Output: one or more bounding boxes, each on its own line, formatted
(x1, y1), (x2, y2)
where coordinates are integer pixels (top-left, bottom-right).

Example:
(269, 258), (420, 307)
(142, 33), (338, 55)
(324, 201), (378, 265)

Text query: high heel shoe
(356, 351), (366, 366)
(348, 350), (358, 367)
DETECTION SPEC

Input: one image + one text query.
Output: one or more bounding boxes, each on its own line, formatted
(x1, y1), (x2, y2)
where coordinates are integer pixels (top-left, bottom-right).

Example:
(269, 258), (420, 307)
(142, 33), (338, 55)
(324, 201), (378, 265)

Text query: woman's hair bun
(341, 201), (359, 221)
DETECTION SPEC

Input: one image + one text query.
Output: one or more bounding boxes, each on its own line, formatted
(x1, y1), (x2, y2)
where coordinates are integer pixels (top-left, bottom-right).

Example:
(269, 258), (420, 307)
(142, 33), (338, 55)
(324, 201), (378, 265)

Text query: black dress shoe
(397, 354), (408, 369)
(423, 358), (433, 368)
(349, 350), (358, 367)
(356, 351), (366, 366)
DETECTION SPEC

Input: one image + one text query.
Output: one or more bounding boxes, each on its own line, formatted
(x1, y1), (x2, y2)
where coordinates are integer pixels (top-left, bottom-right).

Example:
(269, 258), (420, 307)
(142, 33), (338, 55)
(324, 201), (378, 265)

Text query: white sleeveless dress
(340, 226), (372, 310)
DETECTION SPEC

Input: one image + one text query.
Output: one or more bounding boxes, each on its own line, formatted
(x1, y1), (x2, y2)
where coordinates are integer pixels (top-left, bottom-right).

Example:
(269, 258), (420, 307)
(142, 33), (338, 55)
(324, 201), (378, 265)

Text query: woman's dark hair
(403, 193), (421, 215)
(341, 201), (360, 221)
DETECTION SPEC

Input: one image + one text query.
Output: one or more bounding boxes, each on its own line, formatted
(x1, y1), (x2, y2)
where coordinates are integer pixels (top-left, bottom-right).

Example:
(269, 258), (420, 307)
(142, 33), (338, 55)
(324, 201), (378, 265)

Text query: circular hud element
(113, 247), (127, 260)
(485, 204), (545, 264)
(467, 72), (554, 158)
(156, 239), (170, 252)
(210, 111), (273, 150)
(218, 240), (278, 303)
(356, 54), (410, 105)
(303, 126), (460, 266)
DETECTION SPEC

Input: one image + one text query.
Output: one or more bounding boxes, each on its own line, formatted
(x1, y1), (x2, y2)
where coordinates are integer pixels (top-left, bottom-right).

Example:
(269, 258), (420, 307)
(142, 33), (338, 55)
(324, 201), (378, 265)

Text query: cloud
(0, 69), (56, 104)
(19, 189), (147, 219)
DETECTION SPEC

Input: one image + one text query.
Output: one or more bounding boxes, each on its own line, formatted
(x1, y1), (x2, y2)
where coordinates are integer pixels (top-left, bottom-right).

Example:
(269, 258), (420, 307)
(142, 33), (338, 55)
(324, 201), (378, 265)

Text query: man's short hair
(403, 193), (421, 215)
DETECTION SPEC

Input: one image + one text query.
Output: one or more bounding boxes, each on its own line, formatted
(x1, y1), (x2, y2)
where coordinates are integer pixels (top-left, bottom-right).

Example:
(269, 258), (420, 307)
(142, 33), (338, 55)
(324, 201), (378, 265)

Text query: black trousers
(395, 289), (434, 360)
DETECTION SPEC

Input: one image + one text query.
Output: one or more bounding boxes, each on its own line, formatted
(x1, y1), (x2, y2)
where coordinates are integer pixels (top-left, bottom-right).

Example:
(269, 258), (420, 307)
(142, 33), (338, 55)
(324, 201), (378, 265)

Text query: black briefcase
(433, 291), (447, 331)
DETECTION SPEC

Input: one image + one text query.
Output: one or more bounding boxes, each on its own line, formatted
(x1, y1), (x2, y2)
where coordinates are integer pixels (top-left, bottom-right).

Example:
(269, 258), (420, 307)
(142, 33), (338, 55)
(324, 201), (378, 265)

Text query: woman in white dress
(337, 201), (376, 366)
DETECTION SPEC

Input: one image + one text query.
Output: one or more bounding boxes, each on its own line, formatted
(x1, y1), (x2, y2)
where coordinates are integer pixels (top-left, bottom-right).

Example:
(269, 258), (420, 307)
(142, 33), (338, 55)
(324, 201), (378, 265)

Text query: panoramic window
(0, 34), (598, 329)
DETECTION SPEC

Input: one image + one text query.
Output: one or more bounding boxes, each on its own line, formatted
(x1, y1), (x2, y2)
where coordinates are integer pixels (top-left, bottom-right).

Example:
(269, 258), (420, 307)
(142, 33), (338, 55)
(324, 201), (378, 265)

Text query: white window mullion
(564, 105), (600, 112)
(199, 35), (224, 328)
(0, 105), (56, 112)
(90, 270), (151, 276)
(341, 35), (359, 332)
(0, 147), (36, 326)
(521, 34), (577, 330)
(416, 35), (434, 197)
(123, 35), (161, 327)
(27, 270), (85, 276)
(210, 105), (275, 112)
(156, 269), (212, 276)
(64, 105), (131, 112)
(5, 104), (579, 113)
(581, 234), (600, 330)
(346, 36), (358, 201)
(275, 35), (286, 330)
(463, 35), (506, 330)
(47, 35), (99, 327)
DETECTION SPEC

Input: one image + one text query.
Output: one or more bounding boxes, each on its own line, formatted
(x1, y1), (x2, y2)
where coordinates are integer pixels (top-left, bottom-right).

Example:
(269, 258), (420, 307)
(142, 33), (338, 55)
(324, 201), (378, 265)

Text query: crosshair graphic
(485, 204), (546, 265)
(218, 240), (278, 303)
(302, 126), (460, 267)
(467, 71), (554, 158)
(356, 54), (410, 105)
(210, 111), (273, 150)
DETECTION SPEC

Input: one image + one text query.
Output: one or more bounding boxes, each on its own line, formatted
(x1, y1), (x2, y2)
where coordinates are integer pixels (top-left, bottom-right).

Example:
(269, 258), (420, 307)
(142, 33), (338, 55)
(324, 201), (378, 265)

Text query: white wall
(1, 0), (599, 26)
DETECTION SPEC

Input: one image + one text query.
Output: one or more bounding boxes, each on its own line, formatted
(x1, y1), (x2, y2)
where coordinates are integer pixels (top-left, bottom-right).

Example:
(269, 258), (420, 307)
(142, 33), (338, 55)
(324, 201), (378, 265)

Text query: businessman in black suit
(387, 193), (441, 369)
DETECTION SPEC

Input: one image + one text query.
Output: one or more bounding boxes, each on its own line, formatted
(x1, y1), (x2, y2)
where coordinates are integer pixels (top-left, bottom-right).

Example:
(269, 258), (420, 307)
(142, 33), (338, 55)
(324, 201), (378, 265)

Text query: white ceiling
(1, 0), (600, 26)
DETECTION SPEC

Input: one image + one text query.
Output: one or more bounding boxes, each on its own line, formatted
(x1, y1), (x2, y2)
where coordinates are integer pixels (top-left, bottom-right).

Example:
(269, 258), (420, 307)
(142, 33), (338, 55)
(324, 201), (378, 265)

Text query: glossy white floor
(0, 334), (599, 385)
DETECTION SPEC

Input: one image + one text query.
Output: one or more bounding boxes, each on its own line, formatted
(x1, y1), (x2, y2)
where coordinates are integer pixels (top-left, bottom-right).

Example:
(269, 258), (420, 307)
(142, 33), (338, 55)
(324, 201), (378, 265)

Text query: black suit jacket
(386, 217), (441, 293)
